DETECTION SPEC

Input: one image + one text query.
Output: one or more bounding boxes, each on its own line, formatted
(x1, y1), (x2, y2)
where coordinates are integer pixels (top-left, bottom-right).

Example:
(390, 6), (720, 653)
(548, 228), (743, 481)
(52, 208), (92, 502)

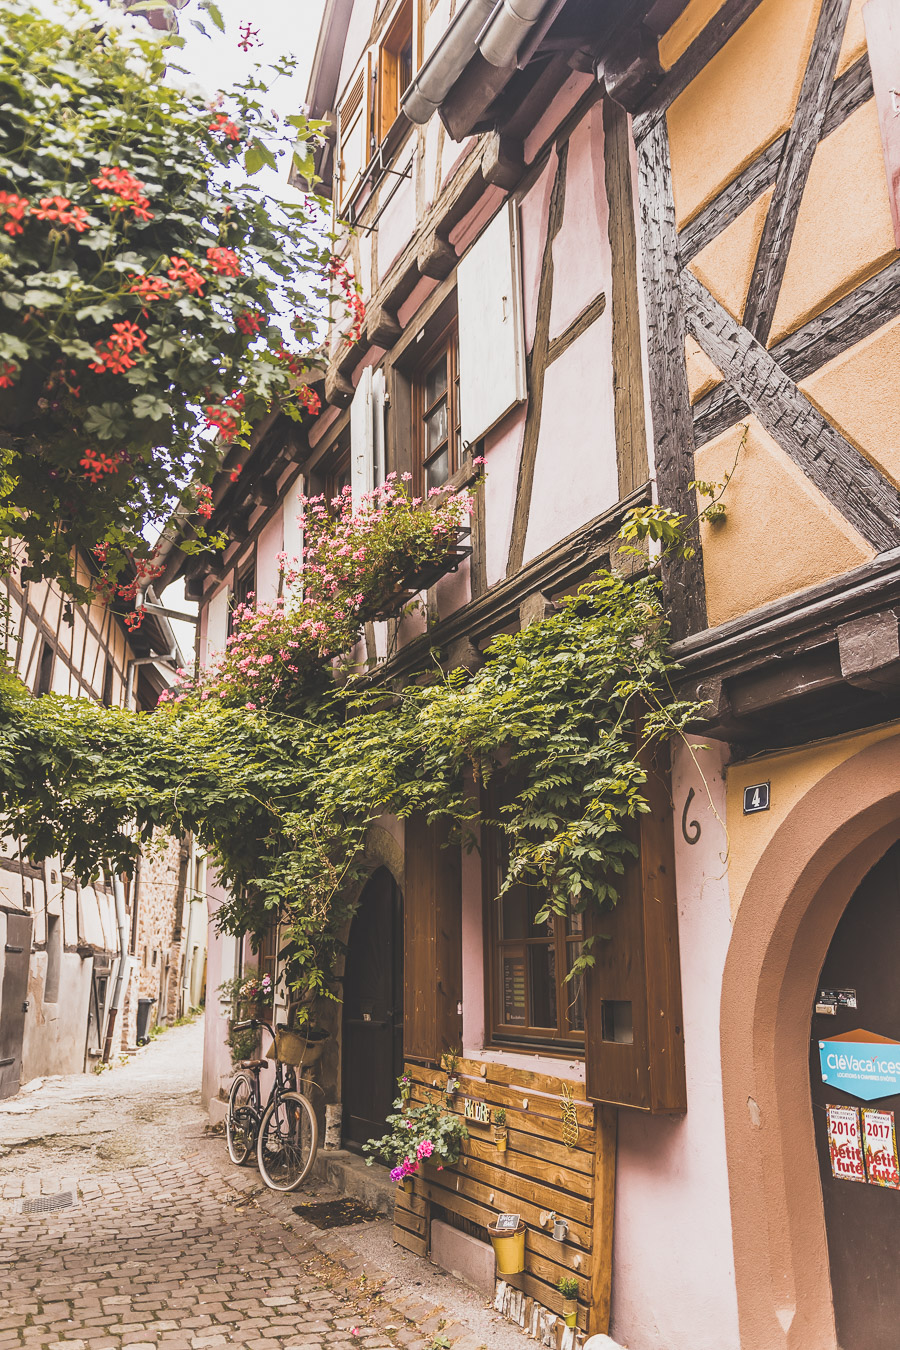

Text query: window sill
(470, 1043), (586, 1081)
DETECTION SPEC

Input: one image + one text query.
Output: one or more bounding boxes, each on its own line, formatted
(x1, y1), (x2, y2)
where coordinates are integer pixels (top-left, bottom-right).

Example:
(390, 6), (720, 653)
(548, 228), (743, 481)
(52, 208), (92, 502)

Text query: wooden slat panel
(393, 1226), (428, 1258)
(407, 1063), (595, 1127)
(503, 1270), (589, 1333)
(418, 1173), (593, 1267)
(418, 1167), (593, 1248)
(406, 1077), (596, 1153)
(463, 1132), (593, 1200)
(456, 1055), (587, 1100)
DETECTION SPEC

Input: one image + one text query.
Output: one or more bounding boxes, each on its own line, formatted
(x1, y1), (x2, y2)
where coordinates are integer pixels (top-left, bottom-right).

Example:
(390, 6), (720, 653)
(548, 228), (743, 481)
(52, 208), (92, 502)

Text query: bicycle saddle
(238, 1058), (268, 1070)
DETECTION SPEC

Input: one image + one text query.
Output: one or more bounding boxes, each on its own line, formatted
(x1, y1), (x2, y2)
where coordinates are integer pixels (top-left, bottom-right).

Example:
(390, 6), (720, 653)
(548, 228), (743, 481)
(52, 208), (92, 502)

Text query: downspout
(101, 873), (129, 1063)
(400, 0), (552, 125)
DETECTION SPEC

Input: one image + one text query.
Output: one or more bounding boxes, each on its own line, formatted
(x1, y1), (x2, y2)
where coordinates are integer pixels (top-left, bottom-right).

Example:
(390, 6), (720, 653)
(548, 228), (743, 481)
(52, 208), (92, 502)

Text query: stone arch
(721, 734), (900, 1350)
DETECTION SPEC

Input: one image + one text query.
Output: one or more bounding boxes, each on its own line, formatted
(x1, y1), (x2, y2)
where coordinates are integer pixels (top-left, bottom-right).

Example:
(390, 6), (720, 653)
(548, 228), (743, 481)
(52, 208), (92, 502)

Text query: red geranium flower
(235, 308), (264, 336)
(89, 321), (148, 375)
(91, 166), (153, 221)
(207, 246), (242, 278)
(0, 360), (19, 388)
(33, 196), (90, 232)
(167, 256), (206, 295)
(209, 112), (240, 141)
(0, 192), (29, 236)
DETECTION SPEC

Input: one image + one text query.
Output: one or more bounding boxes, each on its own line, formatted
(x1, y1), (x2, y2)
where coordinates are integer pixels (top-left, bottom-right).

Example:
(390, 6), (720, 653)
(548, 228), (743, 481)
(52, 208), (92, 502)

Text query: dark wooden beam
(632, 0), (765, 142)
(693, 257), (900, 448)
(681, 268), (900, 550)
(637, 120), (707, 636)
(546, 290), (607, 365)
(742, 0), (852, 342)
(679, 53), (873, 264)
(604, 96), (649, 499)
(506, 141), (569, 578)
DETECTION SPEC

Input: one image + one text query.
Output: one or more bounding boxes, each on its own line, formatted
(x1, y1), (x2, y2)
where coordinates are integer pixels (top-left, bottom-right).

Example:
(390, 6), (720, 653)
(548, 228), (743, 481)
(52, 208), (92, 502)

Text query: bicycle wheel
(226, 1072), (257, 1165)
(256, 1090), (318, 1191)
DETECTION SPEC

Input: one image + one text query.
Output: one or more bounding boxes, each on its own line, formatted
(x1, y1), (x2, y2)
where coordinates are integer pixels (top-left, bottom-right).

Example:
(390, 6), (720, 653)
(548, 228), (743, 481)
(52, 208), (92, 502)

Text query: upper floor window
(416, 326), (460, 496)
(229, 560), (255, 634)
(377, 0), (413, 142)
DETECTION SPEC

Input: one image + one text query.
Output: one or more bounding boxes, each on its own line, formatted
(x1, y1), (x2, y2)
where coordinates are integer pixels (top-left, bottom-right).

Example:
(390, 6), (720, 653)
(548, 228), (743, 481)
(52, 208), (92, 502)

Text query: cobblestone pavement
(0, 1021), (530, 1350)
(0, 1156), (438, 1350)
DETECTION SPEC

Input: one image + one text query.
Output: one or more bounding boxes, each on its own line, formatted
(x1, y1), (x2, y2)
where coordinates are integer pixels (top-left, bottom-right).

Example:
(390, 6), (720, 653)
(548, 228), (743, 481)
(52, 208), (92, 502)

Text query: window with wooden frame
(484, 808), (586, 1052)
(229, 559), (255, 634)
(414, 326), (461, 497)
(376, 0), (413, 143)
(336, 61), (371, 211)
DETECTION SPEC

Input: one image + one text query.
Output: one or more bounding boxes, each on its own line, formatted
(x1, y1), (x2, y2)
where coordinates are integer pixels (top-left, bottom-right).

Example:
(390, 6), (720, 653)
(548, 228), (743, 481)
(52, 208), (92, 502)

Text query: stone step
(310, 1148), (395, 1216)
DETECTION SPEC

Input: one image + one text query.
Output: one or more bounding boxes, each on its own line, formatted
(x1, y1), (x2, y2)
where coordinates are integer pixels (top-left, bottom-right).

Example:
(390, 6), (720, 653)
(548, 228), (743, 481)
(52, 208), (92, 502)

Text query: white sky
(172, 0), (327, 198)
(158, 0), (326, 647)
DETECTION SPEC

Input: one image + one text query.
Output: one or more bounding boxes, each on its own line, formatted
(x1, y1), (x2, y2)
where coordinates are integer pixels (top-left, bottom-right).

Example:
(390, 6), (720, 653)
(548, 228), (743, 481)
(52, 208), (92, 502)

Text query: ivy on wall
(0, 572), (697, 1018)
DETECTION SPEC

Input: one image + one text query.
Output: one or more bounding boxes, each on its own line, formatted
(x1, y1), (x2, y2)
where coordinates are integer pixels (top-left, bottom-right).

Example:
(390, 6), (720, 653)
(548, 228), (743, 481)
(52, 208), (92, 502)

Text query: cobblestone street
(0, 1021), (531, 1350)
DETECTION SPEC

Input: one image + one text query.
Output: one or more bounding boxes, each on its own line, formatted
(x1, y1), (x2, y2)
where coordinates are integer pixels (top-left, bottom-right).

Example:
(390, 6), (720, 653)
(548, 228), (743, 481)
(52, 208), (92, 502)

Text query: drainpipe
(401, 0), (498, 123)
(102, 873), (130, 1063)
(400, 0), (552, 124)
(477, 0), (548, 67)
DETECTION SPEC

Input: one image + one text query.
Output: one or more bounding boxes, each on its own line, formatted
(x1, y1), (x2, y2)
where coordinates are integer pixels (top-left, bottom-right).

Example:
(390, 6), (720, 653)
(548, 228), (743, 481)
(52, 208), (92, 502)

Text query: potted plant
(238, 969), (273, 1020)
(398, 1074), (413, 1104)
(442, 1047), (461, 1103)
(362, 1094), (468, 1192)
(558, 1277), (579, 1328)
(493, 1107), (508, 1153)
(487, 1216), (526, 1275)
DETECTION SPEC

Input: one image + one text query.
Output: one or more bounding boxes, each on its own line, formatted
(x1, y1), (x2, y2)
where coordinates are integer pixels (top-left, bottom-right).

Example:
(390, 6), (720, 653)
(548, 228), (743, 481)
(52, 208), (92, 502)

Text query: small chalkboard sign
(494, 1212), (521, 1231)
(743, 782), (770, 815)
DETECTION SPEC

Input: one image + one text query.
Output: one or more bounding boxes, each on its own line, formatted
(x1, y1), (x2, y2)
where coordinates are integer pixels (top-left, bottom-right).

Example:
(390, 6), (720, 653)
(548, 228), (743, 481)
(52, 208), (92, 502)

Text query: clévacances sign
(819, 1030), (900, 1101)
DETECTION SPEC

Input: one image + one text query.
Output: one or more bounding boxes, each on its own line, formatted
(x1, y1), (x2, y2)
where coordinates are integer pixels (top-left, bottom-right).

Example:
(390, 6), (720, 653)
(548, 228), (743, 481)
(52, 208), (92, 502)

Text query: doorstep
(310, 1147), (395, 1216)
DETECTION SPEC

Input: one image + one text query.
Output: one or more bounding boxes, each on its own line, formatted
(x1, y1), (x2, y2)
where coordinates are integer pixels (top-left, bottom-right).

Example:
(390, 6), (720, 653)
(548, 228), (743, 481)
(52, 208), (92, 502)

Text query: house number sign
(743, 782), (770, 814)
(464, 1098), (492, 1124)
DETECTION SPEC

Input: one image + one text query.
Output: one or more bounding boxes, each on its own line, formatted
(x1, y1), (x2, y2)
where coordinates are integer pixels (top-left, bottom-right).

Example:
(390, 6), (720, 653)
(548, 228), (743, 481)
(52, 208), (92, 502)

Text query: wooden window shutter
(385, 361), (413, 481)
(457, 199), (526, 444)
(350, 366), (375, 510)
(583, 741), (687, 1113)
(403, 813), (463, 1064)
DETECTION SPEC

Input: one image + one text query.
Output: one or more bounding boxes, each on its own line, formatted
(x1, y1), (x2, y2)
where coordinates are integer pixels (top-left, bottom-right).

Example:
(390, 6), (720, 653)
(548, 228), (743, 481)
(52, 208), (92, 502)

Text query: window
(485, 818), (585, 1050)
(325, 428), (352, 510)
(101, 656), (113, 707)
(229, 561), (255, 634)
(336, 65), (370, 210)
(44, 914), (61, 1004)
(35, 641), (54, 697)
(415, 327), (461, 496)
(377, 0), (413, 142)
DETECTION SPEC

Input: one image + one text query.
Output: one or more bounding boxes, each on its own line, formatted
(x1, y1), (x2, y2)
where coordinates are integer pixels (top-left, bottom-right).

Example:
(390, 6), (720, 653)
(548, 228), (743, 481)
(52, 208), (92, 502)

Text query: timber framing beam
(681, 270), (900, 551)
(741, 0), (852, 342)
(637, 120), (707, 637)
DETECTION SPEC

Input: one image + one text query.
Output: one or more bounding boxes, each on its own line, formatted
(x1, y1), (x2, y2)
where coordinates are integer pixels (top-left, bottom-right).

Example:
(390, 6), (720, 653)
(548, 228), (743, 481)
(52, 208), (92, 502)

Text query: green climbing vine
(0, 570), (699, 1019)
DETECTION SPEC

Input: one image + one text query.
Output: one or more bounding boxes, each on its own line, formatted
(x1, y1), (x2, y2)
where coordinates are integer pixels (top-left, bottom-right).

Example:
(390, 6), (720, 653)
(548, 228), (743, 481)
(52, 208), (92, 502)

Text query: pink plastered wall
(610, 738), (740, 1350)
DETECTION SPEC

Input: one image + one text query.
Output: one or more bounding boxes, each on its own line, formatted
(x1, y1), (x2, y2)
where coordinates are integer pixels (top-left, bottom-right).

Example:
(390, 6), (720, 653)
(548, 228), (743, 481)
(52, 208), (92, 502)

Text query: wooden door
(810, 841), (900, 1349)
(0, 911), (32, 1099)
(342, 868), (403, 1150)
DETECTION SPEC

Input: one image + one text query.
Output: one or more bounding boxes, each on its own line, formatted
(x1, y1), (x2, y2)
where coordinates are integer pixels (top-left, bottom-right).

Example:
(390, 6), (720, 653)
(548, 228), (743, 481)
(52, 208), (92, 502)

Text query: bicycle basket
(276, 1027), (327, 1067)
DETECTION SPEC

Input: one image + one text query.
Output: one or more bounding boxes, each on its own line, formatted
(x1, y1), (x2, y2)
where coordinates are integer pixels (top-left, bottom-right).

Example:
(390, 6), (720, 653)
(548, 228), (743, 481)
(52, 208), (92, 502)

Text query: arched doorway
(720, 734), (900, 1350)
(809, 841), (900, 1350)
(342, 867), (403, 1150)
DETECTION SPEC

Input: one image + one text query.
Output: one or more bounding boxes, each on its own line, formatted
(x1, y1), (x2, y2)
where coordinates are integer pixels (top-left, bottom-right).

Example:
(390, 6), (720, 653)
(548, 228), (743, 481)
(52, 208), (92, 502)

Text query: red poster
(827, 1105), (865, 1182)
(862, 1108), (900, 1189)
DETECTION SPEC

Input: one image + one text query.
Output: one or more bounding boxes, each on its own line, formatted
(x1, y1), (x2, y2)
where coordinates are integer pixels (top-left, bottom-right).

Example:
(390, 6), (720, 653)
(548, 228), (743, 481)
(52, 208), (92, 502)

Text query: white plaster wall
(336, 0), (378, 96)
(256, 511), (284, 605)
(610, 738), (741, 1350)
(201, 878), (239, 1109)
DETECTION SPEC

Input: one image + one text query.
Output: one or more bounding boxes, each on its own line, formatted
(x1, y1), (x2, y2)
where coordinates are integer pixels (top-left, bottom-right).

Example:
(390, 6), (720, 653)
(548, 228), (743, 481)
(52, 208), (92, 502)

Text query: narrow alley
(0, 1021), (535, 1350)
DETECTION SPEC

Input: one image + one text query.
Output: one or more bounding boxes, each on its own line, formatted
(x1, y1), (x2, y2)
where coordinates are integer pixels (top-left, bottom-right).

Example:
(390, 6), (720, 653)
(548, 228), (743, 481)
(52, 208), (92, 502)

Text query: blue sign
(819, 1035), (900, 1102)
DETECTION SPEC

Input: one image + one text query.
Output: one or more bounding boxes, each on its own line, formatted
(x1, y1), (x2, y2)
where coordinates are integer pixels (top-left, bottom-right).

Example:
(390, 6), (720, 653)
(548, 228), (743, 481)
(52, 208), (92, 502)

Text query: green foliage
(557, 1277), (579, 1298)
(0, 572), (698, 1009)
(0, 0), (334, 597)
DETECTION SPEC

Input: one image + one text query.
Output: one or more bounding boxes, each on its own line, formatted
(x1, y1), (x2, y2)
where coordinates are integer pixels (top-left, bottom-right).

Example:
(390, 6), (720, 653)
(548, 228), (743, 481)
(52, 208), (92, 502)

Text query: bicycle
(225, 1017), (319, 1192)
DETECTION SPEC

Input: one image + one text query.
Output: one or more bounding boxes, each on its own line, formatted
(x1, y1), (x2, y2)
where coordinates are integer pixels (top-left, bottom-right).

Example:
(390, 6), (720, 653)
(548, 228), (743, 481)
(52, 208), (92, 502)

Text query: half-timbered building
(168, 0), (900, 1346)
(0, 560), (196, 1095)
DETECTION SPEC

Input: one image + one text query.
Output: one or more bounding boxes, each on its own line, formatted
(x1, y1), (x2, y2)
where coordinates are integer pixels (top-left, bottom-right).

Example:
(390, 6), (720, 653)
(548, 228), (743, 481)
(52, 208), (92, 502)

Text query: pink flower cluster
(161, 476), (477, 711)
(389, 1138), (433, 1183)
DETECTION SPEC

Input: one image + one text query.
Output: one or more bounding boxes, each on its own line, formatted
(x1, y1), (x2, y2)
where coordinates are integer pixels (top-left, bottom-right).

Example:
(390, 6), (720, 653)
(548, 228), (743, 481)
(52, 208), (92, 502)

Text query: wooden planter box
(371, 539), (472, 620)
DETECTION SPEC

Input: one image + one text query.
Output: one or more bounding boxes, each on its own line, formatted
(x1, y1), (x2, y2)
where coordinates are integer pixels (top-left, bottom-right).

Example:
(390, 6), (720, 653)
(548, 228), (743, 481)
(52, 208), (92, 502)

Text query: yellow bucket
(487, 1220), (526, 1276)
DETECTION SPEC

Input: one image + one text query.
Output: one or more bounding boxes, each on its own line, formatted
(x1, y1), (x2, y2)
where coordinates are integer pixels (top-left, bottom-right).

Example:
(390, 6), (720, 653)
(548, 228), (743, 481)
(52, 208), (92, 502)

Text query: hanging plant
(0, 0), (342, 598)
